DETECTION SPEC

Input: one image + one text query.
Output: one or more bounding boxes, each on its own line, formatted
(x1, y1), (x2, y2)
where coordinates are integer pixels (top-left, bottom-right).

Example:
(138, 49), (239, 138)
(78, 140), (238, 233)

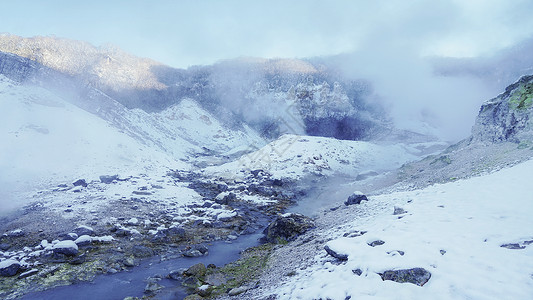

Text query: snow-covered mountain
(0, 34), (399, 141)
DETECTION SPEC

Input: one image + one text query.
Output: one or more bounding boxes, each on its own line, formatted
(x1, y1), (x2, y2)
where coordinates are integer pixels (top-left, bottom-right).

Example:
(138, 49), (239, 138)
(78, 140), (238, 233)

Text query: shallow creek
(21, 232), (263, 300)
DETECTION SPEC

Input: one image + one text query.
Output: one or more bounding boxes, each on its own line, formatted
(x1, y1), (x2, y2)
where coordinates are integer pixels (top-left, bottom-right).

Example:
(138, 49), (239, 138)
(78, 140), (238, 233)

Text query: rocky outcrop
(0, 34), (388, 140)
(380, 268), (431, 286)
(344, 191), (368, 206)
(472, 75), (533, 143)
(262, 213), (315, 244)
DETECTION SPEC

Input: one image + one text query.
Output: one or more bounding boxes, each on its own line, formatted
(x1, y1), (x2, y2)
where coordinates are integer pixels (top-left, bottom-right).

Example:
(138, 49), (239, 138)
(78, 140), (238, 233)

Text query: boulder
(74, 235), (93, 246)
(167, 226), (186, 238)
(52, 240), (79, 256)
(393, 206), (407, 215)
(214, 192), (236, 205)
(0, 259), (21, 277)
(368, 240), (385, 247)
(4, 229), (25, 237)
(99, 175), (119, 184)
(262, 213), (315, 244)
(72, 179), (88, 187)
(324, 245), (348, 260)
(380, 268), (431, 286)
(344, 191), (368, 206)
(144, 280), (163, 295)
(183, 249), (203, 257)
(132, 245), (155, 258)
(74, 225), (94, 236)
(184, 263), (206, 277)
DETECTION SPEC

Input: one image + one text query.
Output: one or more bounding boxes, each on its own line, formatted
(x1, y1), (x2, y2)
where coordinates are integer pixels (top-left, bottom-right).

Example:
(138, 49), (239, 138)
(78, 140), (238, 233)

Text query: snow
(52, 240), (78, 251)
(0, 259), (19, 269)
(205, 134), (418, 180)
(273, 159), (533, 299)
(0, 75), (190, 211)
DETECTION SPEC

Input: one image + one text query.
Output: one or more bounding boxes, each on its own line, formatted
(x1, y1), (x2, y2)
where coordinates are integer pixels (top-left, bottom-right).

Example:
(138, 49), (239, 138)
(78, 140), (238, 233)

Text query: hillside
(0, 34), (396, 141)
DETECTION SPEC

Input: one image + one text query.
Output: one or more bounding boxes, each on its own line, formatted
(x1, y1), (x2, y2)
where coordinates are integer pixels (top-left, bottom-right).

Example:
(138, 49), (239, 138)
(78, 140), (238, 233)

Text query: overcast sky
(2, 0), (533, 68)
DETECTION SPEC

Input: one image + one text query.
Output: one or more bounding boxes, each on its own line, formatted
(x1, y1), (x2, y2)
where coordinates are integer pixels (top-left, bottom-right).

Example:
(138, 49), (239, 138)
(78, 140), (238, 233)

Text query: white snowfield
(273, 159), (533, 300)
(205, 134), (418, 180)
(0, 76), (185, 193)
(0, 75), (264, 212)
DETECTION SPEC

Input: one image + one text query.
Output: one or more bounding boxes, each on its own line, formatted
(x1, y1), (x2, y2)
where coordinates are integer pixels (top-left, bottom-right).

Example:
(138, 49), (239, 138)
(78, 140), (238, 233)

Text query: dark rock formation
(52, 240), (79, 256)
(262, 213), (315, 244)
(472, 75), (533, 143)
(72, 179), (88, 187)
(99, 175), (119, 184)
(345, 192), (368, 206)
(0, 259), (21, 277)
(380, 268), (431, 286)
(324, 245), (348, 261)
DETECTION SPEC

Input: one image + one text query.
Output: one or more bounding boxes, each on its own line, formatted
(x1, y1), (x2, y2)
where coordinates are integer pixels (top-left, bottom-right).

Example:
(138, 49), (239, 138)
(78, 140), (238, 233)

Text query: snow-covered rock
(0, 259), (21, 277)
(52, 240), (78, 256)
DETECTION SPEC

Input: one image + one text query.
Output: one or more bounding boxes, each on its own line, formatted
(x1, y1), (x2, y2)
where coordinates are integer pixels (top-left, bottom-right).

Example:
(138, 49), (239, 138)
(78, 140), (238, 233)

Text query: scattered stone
(61, 233), (78, 241)
(184, 294), (203, 300)
(123, 257), (135, 267)
(440, 250), (447, 255)
(195, 244), (209, 255)
(126, 218), (139, 226)
(228, 285), (250, 296)
(69, 253), (86, 265)
(368, 240), (385, 247)
(132, 190), (152, 196)
(183, 249), (203, 257)
(72, 179), (88, 187)
(52, 240), (79, 256)
(324, 245), (348, 261)
(343, 230), (366, 238)
(215, 192), (236, 205)
(18, 268), (39, 279)
(168, 269), (185, 280)
(167, 226), (186, 238)
(393, 206), (407, 215)
(182, 276), (201, 288)
(74, 235), (93, 246)
(352, 269), (363, 276)
(0, 243), (10, 251)
(344, 191), (368, 206)
(74, 225), (94, 236)
(184, 263), (207, 277)
(217, 211), (238, 222)
(387, 250), (405, 256)
(500, 243), (525, 250)
(4, 229), (25, 237)
(196, 284), (212, 297)
(0, 259), (21, 277)
(380, 268), (431, 286)
(99, 175), (119, 184)
(262, 213), (315, 244)
(144, 281), (163, 295)
(132, 245), (155, 258)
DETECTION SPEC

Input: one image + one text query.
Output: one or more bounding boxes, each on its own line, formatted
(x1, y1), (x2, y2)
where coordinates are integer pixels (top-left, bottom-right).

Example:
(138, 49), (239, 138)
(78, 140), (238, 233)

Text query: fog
(327, 46), (498, 141)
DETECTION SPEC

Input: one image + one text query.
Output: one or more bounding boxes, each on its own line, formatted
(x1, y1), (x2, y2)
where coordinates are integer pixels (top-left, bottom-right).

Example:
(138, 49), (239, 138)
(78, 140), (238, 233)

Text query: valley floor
(237, 158), (533, 300)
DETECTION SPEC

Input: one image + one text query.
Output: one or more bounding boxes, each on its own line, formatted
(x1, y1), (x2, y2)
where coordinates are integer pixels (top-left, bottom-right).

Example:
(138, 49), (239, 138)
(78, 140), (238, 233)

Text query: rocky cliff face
(472, 75), (533, 144)
(0, 34), (389, 141)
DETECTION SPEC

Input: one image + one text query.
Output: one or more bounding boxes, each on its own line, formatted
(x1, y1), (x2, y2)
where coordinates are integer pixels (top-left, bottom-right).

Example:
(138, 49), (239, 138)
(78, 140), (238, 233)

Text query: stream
(21, 232), (263, 300)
